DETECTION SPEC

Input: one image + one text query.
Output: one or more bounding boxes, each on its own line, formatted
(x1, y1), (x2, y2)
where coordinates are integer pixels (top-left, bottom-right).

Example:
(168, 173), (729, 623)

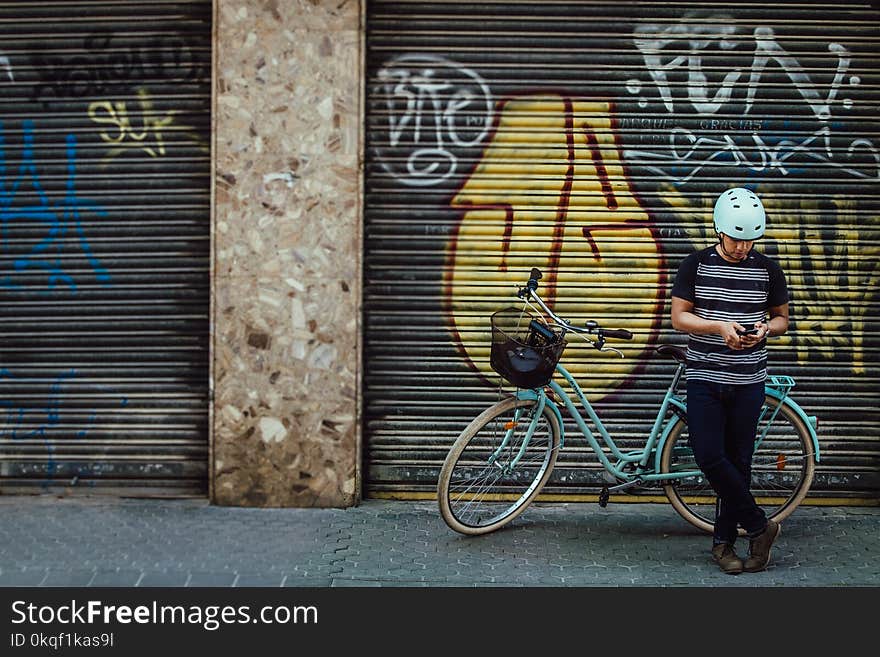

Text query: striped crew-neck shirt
(671, 246), (788, 385)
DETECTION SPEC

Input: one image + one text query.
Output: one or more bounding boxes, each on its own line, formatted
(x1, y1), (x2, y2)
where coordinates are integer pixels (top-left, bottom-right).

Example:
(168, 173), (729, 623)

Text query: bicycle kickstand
(599, 478), (643, 508)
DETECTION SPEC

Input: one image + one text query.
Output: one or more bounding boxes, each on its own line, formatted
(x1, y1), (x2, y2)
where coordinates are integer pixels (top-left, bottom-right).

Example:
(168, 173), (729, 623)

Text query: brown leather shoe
(711, 543), (744, 575)
(743, 520), (781, 573)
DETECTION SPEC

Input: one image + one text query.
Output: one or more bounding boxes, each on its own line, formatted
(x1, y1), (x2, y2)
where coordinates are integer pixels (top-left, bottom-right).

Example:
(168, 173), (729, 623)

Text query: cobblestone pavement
(0, 496), (877, 587)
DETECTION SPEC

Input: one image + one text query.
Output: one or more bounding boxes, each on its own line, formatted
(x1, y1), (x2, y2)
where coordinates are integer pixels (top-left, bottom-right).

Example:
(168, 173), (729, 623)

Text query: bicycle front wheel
(660, 394), (816, 535)
(438, 396), (561, 536)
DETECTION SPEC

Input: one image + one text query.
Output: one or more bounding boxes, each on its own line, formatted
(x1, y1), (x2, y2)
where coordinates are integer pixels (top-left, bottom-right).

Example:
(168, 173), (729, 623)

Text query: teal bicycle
(438, 268), (819, 536)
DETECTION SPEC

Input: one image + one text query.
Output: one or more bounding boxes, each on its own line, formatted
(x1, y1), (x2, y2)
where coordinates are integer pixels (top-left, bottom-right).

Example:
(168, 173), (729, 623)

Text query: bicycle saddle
(655, 344), (687, 364)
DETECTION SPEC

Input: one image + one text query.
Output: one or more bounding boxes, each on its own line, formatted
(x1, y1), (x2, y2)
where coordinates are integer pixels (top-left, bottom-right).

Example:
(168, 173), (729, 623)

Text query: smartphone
(737, 327), (760, 336)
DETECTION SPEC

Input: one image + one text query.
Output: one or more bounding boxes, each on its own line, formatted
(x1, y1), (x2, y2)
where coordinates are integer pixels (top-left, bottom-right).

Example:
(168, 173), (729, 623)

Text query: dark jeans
(686, 379), (768, 545)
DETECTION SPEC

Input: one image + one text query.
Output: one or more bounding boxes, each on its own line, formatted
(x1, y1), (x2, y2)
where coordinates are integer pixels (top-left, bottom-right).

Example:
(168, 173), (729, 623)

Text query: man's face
(720, 233), (755, 261)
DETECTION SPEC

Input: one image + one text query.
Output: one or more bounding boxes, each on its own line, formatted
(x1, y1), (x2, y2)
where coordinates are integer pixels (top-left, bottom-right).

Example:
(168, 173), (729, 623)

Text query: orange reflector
(776, 454), (786, 470)
(504, 421), (517, 430)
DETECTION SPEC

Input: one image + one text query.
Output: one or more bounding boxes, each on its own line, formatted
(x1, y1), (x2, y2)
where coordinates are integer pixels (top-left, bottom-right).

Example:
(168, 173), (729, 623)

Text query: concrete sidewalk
(0, 496), (877, 587)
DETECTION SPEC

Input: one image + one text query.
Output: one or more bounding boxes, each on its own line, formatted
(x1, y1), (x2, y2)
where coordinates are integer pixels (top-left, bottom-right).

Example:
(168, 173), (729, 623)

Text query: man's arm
(671, 296), (751, 350)
(767, 303), (789, 337)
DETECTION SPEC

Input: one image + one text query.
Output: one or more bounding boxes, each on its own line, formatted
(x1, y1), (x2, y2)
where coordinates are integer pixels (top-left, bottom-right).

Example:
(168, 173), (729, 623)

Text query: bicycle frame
(505, 360), (820, 488)
(510, 360), (694, 485)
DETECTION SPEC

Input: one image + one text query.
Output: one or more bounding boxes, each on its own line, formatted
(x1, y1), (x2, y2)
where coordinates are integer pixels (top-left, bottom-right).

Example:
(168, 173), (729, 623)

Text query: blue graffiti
(0, 367), (128, 487)
(0, 120), (111, 291)
(0, 368), (76, 483)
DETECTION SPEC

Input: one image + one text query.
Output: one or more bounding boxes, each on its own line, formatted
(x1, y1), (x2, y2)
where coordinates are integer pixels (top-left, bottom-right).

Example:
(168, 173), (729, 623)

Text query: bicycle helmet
(713, 187), (766, 240)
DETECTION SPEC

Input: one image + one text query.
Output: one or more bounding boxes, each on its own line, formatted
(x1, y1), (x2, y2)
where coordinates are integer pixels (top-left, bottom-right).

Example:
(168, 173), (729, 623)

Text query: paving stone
(0, 497), (876, 587)
(281, 574), (333, 587)
(186, 572), (237, 587)
(137, 571), (190, 587)
(41, 569), (97, 587)
(89, 570), (143, 587)
(233, 573), (286, 587)
(330, 578), (383, 587)
(0, 568), (47, 586)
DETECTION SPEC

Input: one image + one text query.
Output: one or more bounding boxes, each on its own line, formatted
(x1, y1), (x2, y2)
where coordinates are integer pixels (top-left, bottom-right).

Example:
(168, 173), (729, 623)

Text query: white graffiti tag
(0, 54), (13, 82)
(632, 20), (852, 120)
(374, 54), (493, 186)
(626, 14), (876, 183)
(744, 28), (850, 121)
(626, 126), (880, 183)
(632, 20), (741, 115)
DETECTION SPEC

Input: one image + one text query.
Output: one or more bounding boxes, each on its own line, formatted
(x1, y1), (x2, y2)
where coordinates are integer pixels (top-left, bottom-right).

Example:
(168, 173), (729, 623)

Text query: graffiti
(30, 31), (208, 104)
(374, 54), (494, 186)
(446, 95), (663, 396)
(632, 22), (852, 120)
(0, 120), (111, 291)
(745, 29), (851, 121)
(0, 368), (78, 442)
(631, 20), (740, 114)
(0, 53), (13, 82)
(630, 125), (880, 183)
(0, 368), (128, 486)
(768, 200), (879, 374)
(88, 87), (205, 162)
(625, 15), (877, 184)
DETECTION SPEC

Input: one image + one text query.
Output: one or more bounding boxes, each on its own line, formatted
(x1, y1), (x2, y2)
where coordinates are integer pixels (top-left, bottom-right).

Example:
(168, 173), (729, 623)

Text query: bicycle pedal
(598, 486), (610, 508)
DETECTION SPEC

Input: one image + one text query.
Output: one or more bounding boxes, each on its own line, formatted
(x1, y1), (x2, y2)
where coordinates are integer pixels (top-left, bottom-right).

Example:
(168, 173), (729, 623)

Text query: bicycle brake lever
(599, 345), (625, 358)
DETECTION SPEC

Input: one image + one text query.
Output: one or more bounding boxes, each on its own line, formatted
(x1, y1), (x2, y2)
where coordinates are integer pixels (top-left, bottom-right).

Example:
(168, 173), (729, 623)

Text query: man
(670, 187), (789, 574)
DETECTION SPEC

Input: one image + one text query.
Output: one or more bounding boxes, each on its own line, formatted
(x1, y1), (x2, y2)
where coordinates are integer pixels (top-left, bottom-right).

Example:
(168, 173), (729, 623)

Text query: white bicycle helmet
(713, 187), (766, 240)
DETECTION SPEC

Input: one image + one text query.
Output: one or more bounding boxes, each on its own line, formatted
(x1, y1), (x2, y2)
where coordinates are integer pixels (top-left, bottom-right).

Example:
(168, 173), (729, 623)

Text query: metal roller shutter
(363, 0), (880, 501)
(0, 1), (211, 495)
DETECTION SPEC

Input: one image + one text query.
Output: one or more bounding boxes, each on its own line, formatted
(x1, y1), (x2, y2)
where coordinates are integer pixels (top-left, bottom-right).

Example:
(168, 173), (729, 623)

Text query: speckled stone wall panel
(213, 0), (361, 507)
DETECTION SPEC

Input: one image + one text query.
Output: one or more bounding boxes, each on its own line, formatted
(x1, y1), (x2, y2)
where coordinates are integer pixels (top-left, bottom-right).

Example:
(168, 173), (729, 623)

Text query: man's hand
(741, 320), (770, 348)
(722, 322), (746, 350)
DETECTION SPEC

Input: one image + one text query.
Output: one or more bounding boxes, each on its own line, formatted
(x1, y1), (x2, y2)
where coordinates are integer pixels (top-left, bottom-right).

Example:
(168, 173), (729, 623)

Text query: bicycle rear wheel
(438, 396), (561, 536)
(660, 394), (816, 535)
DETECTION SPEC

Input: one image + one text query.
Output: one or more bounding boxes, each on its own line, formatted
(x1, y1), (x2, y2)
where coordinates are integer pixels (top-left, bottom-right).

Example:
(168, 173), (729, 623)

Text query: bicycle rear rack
(766, 375), (795, 399)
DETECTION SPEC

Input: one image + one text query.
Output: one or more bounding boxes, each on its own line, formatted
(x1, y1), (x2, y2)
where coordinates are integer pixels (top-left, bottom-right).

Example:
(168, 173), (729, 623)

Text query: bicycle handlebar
(517, 268), (633, 341)
(526, 267), (542, 294)
(602, 328), (634, 340)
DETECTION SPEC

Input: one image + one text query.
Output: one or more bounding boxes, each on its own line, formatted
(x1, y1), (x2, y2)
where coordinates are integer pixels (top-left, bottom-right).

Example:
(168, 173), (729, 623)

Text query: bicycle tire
(438, 396), (561, 536)
(660, 394), (816, 535)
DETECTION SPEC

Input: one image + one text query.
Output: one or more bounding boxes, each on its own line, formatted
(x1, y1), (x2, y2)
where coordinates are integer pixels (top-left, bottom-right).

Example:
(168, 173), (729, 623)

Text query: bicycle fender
(515, 389), (566, 449)
(764, 388), (821, 462)
(653, 397), (688, 473)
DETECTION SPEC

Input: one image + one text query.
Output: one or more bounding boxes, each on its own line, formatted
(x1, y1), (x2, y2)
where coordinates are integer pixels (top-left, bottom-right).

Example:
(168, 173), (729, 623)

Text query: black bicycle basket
(489, 307), (567, 389)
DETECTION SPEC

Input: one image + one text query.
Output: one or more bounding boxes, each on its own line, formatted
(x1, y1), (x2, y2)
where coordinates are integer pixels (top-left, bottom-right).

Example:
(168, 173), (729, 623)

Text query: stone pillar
(212, 0), (362, 507)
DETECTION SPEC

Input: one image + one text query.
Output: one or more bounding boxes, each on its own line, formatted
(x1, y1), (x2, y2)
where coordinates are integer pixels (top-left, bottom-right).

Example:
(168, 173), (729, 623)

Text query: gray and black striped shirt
(671, 246), (788, 385)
